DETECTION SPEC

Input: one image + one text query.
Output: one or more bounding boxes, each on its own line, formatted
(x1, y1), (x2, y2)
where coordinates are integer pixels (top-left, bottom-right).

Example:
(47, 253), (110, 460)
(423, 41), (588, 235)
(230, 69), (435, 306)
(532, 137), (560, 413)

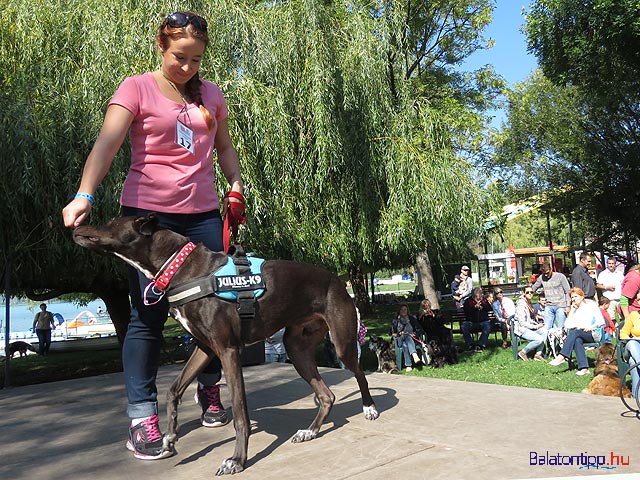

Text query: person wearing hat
(452, 265), (473, 309)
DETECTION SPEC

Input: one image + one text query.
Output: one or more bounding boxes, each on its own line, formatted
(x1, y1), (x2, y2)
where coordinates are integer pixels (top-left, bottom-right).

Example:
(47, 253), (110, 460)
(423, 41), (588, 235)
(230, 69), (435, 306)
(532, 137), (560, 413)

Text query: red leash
(223, 191), (246, 253)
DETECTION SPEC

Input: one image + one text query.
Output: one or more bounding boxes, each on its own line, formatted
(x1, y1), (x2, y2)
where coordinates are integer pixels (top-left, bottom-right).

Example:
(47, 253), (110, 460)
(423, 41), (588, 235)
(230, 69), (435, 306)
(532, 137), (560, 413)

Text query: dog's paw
(216, 458), (244, 476)
(363, 405), (379, 420)
(162, 433), (178, 451)
(291, 429), (317, 443)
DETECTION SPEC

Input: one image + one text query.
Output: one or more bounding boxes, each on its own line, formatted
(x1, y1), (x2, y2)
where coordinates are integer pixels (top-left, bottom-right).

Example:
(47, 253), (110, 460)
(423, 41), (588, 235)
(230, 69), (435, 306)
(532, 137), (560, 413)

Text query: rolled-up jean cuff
(198, 371), (222, 387)
(127, 401), (157, 419)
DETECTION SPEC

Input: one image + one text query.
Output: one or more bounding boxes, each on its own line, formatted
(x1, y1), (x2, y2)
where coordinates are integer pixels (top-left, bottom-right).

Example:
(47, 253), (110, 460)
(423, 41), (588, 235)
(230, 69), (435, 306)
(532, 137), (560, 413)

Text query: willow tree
(1, 0), (491, 322)
(0, 1), (166, 340)
(209, 0), (494, 309)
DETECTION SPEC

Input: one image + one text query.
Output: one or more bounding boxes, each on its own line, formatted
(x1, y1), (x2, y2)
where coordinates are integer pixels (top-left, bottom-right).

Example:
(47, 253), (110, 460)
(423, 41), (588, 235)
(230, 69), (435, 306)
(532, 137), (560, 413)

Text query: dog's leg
(285, 322), (336, 442)
(215, 346), (249, 476)
(164, 345), (214, 453)
(333, 337), (379, 421)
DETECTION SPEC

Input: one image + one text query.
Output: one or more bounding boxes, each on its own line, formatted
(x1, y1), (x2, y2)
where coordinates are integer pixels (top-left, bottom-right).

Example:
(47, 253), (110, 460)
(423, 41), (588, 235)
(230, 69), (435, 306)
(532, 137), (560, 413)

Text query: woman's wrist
(74, 192), (95, 204)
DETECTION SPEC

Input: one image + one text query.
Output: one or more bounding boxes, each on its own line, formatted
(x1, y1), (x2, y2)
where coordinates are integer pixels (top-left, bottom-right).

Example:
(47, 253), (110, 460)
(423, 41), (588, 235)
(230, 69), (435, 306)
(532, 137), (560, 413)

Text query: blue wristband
(75, 192), (95, 204)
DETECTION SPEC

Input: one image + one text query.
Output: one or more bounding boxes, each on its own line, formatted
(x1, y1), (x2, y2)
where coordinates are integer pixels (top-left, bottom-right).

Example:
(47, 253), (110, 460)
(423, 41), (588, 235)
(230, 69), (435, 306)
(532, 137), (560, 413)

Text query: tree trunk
(415, 251), (440, 310)
(349, 265), (371, 314)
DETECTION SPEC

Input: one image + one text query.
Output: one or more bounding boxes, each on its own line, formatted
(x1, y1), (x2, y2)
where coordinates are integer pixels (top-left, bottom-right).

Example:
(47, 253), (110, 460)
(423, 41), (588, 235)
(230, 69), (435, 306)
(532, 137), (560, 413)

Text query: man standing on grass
(531, 263), (571, 331)
(596, 257), (623, 319)
(572, 252), (596, 301)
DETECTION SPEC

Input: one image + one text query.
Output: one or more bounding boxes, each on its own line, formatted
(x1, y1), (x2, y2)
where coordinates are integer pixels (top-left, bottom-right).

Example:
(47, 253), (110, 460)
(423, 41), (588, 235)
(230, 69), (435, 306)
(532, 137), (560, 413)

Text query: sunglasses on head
(164, 12), (208, 32)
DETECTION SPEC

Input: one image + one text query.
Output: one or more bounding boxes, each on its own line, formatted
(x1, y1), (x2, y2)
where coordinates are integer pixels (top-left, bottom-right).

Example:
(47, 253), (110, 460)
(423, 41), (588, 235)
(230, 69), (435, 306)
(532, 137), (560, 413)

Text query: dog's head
(73, 214), (185, 279)
(595, 343), (616, 367)
(368, 335), (389, 352)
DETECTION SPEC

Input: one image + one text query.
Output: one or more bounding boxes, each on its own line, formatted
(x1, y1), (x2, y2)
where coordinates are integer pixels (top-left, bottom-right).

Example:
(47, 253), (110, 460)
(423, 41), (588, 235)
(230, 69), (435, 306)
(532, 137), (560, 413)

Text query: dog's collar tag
(143, 282), (166, 306)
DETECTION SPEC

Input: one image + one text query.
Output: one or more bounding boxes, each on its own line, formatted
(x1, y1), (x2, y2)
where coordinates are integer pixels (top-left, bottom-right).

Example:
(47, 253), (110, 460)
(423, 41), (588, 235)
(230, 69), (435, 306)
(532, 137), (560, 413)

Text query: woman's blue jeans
(397, 334), (417, 367)
(519, 327), (547, 354)
(121, 206), (223, 419)
(625, 339), (640, 398)
(559, 329), (594, 370)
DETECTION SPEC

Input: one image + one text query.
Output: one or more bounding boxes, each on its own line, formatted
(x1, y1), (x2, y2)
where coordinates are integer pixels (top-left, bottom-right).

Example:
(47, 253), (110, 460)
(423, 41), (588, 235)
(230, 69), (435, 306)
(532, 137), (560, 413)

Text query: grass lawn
(0, 302), (624, 395)
(358, 301), (616, 394)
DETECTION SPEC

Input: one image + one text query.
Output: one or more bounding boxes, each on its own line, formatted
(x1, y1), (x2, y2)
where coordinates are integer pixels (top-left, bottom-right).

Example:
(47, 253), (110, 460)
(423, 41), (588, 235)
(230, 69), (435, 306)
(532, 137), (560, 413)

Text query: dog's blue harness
(166, 254), (266, 307)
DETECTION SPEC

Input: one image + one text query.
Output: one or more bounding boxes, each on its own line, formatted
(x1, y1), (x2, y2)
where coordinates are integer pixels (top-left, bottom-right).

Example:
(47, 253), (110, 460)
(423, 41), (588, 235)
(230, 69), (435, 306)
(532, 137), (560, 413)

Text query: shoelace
(141, 414), (162, 442)
(202, 386), (221, 412)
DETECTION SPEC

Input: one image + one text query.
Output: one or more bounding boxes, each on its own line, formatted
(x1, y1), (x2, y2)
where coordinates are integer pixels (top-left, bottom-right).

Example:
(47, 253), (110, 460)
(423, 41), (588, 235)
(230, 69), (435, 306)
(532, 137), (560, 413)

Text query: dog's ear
(135, 213), (159, 236)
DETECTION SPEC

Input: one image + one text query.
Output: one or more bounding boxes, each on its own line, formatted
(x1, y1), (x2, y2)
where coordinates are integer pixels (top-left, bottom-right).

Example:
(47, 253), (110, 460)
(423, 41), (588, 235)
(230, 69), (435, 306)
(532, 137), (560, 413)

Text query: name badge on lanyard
(176, 120), (195, 155)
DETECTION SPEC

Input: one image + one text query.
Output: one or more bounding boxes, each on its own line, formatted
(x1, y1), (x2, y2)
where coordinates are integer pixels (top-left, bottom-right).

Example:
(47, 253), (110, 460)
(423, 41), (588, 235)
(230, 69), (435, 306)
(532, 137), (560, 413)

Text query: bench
(481, 283), (522, 297)
(442, 309), (502, 343)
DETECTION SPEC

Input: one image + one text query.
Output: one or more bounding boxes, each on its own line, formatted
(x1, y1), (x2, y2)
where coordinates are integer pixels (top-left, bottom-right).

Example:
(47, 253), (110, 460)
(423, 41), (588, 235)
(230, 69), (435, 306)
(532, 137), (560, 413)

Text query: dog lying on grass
(583, 343), (631, 398)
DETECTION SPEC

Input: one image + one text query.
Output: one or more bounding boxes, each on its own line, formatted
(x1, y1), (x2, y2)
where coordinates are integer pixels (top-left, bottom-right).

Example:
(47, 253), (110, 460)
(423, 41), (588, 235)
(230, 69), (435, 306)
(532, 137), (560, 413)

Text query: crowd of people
(443, 258), (640, 397)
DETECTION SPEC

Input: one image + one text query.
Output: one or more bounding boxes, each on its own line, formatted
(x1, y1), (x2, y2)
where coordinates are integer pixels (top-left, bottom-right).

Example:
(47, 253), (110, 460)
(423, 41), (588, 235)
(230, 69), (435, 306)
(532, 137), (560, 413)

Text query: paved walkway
(1, 363), (639, 479)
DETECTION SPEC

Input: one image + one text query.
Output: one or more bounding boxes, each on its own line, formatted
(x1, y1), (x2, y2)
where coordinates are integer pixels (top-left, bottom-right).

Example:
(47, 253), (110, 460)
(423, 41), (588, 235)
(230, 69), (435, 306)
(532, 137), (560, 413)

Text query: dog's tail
(27, 343), (38, 353)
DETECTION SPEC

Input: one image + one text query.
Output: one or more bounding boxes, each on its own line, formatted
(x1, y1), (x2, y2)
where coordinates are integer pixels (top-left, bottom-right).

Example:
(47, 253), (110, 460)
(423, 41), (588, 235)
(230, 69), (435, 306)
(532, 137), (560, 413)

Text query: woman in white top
(549, 287), (605, 376)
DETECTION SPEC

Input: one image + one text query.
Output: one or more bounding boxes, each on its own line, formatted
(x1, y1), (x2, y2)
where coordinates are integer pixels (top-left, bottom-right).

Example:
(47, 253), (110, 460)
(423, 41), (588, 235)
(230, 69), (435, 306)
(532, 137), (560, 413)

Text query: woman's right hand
(62, 198), (93, 228)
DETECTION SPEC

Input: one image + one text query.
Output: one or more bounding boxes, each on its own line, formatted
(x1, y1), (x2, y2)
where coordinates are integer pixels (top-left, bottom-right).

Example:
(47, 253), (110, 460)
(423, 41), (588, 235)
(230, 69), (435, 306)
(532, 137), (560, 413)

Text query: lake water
(1, 299), (107, 335)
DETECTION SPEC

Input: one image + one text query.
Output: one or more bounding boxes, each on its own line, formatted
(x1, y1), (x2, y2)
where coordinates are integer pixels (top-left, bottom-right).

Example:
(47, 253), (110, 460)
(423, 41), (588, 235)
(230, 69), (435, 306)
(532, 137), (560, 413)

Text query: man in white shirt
(492, 287), (515, 349)
(596, 257), (624, 320)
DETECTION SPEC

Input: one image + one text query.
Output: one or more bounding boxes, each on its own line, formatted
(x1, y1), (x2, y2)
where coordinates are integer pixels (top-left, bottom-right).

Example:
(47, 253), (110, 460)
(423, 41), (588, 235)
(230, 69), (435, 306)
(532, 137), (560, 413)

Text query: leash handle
(223, 191), (246, 253)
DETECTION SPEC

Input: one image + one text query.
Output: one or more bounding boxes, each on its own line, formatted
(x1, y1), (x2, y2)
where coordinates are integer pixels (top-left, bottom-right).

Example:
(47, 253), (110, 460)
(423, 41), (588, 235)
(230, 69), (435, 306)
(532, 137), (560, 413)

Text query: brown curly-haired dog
(583, 343), (631, 397)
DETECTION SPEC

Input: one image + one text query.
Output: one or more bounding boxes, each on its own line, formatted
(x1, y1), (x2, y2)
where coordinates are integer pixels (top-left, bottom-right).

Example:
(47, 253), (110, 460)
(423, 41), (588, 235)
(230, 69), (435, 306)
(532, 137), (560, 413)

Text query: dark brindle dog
(73, 214), (379, 475)
(7, 340), (38, 358)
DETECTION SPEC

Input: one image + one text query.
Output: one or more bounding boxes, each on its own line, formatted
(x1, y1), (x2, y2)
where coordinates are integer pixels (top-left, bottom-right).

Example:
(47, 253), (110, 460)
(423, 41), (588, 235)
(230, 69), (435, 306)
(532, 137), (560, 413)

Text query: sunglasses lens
(165, 12), (208, 32)
(191, 16), (208, 32)
(166, 12), (189, 27)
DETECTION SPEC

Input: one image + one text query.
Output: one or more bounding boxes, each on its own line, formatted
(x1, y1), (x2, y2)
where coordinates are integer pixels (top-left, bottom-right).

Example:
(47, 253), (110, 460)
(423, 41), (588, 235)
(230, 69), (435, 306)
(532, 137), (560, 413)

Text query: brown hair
(157, 13), (214, 130)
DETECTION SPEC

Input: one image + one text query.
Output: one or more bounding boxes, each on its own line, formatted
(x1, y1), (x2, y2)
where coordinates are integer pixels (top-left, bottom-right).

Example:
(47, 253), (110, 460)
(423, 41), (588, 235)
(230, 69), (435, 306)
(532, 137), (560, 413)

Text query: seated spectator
(417, 299), (436, 331)
(418, 299), (453, 347)
(452, 265), (473, 309)
(534, 293), (546, 322)
(391, 304), (423, 372)
(513, 286), (547, 361)
(462, 287), (492, 352)
(620, 310), (640, 398)
(549, 287), (605, 376)
(491, 287), (514, 349)
(599, 297), (616, 343)
(265, 327), (287, 363)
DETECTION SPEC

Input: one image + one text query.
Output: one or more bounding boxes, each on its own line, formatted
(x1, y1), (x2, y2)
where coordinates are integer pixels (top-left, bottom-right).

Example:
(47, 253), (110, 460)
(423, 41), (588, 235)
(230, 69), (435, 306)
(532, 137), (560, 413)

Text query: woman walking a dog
(62, 12), (243, 461)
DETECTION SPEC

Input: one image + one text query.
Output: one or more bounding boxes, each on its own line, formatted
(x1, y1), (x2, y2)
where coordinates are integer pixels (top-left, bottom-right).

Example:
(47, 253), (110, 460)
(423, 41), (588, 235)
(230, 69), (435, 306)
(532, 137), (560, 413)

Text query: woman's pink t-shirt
(109, 72), (228, 213)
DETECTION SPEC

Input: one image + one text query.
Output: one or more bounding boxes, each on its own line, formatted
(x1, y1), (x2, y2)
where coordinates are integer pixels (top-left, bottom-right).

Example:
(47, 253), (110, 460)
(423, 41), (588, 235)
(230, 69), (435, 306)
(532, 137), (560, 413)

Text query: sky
(463, 2), (537, 85)
(461, 2), (539, 125)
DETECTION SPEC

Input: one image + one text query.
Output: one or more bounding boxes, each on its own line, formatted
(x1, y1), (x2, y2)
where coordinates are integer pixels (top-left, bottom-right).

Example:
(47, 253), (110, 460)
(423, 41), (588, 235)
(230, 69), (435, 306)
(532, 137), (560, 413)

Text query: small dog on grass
(368, 336), (398, 373)
(546, 327), (566, 359)
(426, 339), (458, 368)
(7, 341), (38, 358)
(583, 343), (631, 398)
